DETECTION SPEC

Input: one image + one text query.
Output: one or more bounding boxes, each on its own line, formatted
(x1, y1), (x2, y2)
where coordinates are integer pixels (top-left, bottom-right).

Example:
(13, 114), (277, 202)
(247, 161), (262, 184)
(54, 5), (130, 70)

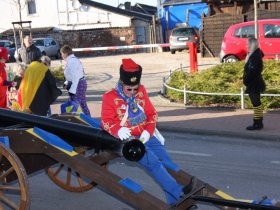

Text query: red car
(220, 19), (280, 62)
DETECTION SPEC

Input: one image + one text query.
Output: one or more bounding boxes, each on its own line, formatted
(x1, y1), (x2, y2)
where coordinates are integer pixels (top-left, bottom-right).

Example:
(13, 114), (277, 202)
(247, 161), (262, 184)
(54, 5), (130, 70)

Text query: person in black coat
(18, 36), (42, 65)
(243, 38), (266, 130)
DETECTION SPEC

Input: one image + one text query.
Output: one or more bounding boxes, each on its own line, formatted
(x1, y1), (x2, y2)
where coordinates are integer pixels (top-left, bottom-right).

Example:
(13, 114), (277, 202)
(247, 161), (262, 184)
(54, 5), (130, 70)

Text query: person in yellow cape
(13, 56), (62, 115)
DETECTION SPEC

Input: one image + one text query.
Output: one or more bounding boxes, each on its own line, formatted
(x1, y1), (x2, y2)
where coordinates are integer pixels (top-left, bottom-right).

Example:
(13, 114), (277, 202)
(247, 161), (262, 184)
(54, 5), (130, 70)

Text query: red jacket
(0, 63), (8, 108)
(101, 85), (157, 138)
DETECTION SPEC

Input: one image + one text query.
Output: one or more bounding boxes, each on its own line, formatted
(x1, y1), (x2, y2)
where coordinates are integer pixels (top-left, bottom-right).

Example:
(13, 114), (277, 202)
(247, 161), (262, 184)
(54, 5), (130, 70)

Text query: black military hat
(120, 58), (142, 86)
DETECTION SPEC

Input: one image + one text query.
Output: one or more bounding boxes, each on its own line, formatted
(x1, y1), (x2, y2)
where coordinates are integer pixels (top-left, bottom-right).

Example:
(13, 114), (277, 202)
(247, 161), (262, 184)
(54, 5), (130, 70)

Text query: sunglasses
(125, 87), (139, 92)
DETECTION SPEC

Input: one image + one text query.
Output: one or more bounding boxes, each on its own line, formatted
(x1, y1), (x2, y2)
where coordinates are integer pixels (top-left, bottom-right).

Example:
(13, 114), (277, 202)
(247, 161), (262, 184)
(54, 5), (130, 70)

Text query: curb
(157, 124), (280, 142)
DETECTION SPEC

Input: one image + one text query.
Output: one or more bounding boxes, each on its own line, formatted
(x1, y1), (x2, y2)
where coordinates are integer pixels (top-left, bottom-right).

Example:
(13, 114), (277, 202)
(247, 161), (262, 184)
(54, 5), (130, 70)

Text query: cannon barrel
(0, 108), (120, 150)
(0, 109), (145, 161)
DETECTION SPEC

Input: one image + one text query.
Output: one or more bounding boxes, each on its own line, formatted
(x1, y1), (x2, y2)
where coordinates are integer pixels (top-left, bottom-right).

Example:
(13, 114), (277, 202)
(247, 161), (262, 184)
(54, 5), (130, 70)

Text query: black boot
(246, 119), (263, 130)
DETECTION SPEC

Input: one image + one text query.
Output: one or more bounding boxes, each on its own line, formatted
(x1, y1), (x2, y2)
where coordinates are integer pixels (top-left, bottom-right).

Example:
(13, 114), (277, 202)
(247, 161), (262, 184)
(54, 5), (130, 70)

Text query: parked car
(32, 37), (61, 59)
(0, 40), (16, 62)
(169, 27), (199, 54)
(220, 19), (280, 63)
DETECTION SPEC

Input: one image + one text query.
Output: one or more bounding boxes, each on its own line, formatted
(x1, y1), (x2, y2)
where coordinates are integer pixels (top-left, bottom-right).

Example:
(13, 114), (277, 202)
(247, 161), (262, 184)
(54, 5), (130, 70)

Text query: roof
(162, 0), (204, 6)
(0, 27), (61, 36)
(118, 3), (157, 15)
(78, 0), (153, 21)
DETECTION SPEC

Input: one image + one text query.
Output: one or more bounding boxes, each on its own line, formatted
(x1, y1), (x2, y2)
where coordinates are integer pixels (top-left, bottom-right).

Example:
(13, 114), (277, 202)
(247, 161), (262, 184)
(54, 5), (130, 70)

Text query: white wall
(0, 0), (59, 33)
(0, 0), (132, 33)
(58, 5), (132, 30)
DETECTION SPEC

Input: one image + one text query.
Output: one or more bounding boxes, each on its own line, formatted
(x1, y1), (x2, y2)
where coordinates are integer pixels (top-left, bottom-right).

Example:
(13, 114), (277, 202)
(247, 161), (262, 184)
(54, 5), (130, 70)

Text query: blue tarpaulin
(159, 3), (208, 40)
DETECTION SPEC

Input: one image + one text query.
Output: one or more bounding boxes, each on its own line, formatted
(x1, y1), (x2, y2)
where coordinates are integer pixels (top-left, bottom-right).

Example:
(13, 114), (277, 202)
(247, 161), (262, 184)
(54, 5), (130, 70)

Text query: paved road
(27, 132), (280, 210)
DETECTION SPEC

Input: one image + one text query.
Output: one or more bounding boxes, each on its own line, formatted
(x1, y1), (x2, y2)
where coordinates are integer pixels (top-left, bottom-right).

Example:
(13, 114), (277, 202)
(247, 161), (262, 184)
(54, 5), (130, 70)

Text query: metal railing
(161, 65), (280, 109)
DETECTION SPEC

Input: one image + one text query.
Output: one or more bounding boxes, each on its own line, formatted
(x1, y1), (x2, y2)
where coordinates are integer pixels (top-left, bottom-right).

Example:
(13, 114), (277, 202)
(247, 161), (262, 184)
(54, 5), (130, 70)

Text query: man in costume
(14, 60), (62, 115)
(101, 58), (196, 205)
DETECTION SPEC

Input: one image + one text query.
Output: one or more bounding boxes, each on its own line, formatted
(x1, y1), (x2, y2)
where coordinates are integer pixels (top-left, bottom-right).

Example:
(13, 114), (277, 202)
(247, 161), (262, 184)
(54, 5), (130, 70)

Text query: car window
(264, 24), (280, 38)
(0, 41), (11, 48)
(173, 28), (195, 36)
(33, 39), (44, 46)
(45, 39), (53, 46)
(50, 39), (56, 46)
(234, 25), (255, 38)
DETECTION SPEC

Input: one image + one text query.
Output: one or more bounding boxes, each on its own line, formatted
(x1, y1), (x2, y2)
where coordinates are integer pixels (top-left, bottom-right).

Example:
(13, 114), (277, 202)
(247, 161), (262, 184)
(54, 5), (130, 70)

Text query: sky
(94, 0), (157, 7)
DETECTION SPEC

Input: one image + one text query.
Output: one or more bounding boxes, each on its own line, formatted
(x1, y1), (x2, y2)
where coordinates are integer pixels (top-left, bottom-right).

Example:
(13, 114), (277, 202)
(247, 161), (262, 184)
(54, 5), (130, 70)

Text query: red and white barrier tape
(73, 43), (187, 52)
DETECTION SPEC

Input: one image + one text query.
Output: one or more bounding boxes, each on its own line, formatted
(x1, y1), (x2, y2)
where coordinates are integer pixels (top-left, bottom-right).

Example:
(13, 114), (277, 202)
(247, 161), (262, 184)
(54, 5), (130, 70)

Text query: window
(264, 24), (280, 38)
(234, 25), (255, 38)
(50, 39), (57, 46)
(27, 0), (37, 15)
(173, 28), (195, 36)
(44, 39), (51, 47)
(33, 39), (44, 46)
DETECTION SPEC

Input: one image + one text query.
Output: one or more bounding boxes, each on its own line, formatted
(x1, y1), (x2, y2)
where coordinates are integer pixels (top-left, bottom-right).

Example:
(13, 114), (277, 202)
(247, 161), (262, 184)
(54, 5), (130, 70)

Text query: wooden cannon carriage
(0, 108), (279, 210)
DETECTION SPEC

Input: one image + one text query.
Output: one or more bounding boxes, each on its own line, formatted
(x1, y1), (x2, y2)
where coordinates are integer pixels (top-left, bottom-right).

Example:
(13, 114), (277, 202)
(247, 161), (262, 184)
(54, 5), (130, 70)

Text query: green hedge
(50, 65), (64, 82)
(166, 60), (280, 109)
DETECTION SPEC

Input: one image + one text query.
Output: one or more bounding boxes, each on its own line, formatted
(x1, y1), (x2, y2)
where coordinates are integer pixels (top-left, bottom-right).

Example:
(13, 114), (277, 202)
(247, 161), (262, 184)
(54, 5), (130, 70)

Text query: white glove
(140, 130), (150, 144)
(117, 127), (131, 141)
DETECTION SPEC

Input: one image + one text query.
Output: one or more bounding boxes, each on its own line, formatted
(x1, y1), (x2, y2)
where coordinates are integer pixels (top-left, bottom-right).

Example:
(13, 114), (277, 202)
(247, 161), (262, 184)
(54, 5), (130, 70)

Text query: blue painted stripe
(0, 136), (10, 148)
(79, 113), (101, 128)
(33, 127), (73, 152)
(119, 178), (143, 193)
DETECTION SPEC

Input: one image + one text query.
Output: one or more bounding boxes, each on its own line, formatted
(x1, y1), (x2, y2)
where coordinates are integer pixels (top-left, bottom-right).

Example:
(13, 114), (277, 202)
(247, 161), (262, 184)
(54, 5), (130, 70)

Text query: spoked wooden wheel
(46, 146), (108, 192)
(46, 163), (96, 192)
(0, 143), (30, 210)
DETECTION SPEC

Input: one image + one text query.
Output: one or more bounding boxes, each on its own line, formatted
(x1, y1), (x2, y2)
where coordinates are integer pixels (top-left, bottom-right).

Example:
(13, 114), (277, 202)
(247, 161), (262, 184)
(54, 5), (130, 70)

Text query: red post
(188, 42), (198, 73)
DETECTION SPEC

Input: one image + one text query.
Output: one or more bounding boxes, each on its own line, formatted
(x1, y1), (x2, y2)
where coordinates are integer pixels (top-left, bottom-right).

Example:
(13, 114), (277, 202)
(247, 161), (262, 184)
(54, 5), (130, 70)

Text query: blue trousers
(138, 136), (183, 204)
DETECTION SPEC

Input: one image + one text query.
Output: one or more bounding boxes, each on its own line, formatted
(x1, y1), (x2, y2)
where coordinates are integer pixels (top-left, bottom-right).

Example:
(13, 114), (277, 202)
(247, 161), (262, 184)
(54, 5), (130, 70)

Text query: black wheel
(171, 50), (176, 54)
(223, 55), (239, 63)
(42, 51), (46, 56)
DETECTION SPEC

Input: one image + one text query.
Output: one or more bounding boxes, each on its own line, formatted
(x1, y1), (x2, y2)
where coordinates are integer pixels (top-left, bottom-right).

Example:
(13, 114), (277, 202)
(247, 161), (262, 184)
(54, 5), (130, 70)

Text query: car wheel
(171, 50), (176, 54)
(42, 51), (46, 56)
(223, 55), (239, 63)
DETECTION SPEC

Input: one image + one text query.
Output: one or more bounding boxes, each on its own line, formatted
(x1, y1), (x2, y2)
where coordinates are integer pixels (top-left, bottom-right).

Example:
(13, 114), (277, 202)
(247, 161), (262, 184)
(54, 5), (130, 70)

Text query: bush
(166, 60), (280, 109)
(50, 65), (64, 82)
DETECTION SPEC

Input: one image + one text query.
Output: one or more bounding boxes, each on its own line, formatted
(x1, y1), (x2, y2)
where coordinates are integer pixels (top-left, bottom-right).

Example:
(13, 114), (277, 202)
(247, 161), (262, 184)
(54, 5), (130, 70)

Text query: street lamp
(254, 0), (258, 39)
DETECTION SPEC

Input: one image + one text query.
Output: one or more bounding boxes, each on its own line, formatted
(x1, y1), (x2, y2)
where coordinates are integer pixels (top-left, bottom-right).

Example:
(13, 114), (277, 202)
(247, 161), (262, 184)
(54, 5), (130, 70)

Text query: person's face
(24, 36), (32, 47)
(61, 52), (68, 60)
(44, 60), (51, 67)
(122, 84), (139, 98)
